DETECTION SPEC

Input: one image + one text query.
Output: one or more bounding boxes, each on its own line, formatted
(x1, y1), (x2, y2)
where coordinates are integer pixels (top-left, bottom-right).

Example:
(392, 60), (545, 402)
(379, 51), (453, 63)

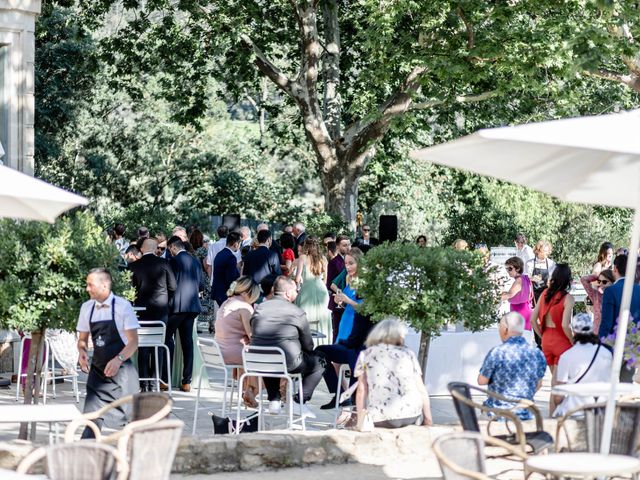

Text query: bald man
(129, 237), (177, 391)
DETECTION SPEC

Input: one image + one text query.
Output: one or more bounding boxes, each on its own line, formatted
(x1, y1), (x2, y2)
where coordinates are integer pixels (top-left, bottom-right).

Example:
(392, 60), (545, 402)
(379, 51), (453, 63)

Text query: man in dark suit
(251, 276), (326, 417)
(163, 236), (202, 392)
(242, 229), (282, 284)
(599, 254), (640, 382)
(212, 231), (242, 306)
(292, 222), (307, 257)
(129, 237), (177, 391)
(327, 235), (350, 342)
(354, 224), (379, 253)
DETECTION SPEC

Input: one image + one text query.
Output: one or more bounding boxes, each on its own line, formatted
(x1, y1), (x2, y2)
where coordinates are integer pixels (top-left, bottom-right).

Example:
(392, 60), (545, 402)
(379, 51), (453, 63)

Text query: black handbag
(211, 413), (259, 434)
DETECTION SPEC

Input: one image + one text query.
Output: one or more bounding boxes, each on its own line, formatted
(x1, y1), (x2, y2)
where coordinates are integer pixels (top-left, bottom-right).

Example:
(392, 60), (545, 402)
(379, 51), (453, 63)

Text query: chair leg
(298, 376), (306, 431)
(258, 378), (264, 431)
(73, 374), (79, 403)
(154, 347), (160, 392)
(50, 349), (57, 399)
(287, 377), (294, 430)
(222, 369), (228, 417)
(192, 365), (205, 436)
(229, 370), (235, 413)
(334, 366), (344, 427)
(236, 373), (247, 434)
(163, 345), (172, 395)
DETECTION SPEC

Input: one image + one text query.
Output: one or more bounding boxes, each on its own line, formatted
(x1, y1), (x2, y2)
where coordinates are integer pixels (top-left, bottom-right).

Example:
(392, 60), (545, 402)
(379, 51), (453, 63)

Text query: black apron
(531, 258), (550, 302)
(83, 297), (138, 430)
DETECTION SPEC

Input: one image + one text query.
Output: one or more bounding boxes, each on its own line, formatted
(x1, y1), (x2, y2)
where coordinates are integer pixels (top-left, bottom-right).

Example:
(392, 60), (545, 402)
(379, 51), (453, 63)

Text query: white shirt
(554, 342), (612, 417)
(516, 244), (534, 266)
(526, 256), (556, 277)
(76, 293), (140, 345)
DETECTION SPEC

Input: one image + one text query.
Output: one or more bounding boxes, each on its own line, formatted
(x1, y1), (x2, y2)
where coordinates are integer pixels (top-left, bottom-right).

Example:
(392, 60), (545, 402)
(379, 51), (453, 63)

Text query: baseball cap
(571, 313), (594, 334)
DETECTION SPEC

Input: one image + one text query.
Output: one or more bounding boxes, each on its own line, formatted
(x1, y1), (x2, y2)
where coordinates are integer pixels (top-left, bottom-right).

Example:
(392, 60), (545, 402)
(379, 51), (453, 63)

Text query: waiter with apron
(77, 268), (140, 439)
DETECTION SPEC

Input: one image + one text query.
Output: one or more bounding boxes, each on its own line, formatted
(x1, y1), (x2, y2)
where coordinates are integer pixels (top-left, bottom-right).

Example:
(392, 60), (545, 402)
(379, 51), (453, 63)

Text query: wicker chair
(448, 382), (553, 455)
(556, 401), (640, 455)
(117, 419), (184, 480)
(17, 442), (128, 480)
(64, 392), (172, 444)
(433, 432), (527, 480)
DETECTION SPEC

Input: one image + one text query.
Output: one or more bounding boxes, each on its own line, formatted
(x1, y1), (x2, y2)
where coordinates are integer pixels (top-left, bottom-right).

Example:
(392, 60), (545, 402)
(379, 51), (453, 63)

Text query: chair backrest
(137, 321), (166, 347)
(197, 337), (228, 369)
(131, 392), (172, 422)
(581, 402), (640, 455)
(17, 442), (127, 480)
(119, 419), (184, 480)
(242, 346), (289, 375)
(448, 382), (481, 432)
(46, 329), (79, 374)
(433, 432), (488, 480)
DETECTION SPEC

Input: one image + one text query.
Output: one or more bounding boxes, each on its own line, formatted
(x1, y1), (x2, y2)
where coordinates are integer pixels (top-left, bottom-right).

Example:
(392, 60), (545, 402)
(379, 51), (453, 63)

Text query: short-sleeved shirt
(554, 343), (612, 417)
(76, 293), (140, 344)
(480, 335), (547, 420)
(355, 344), (424, 423)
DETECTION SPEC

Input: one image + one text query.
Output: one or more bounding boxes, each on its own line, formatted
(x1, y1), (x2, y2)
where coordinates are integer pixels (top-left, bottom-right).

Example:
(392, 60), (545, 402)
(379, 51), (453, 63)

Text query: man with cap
(553, 313), (612, 417)
(76, 268), (140, 438)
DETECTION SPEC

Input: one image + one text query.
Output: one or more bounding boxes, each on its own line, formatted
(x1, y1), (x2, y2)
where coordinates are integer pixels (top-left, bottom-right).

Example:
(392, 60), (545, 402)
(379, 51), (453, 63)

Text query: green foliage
(0, 212), (133, 333)
(357, 244), (500, 336)
(295, 212), (350, 239)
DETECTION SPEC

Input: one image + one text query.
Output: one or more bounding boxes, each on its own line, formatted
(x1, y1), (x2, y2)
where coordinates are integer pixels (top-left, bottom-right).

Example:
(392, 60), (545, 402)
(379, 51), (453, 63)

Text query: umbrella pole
(600, 203), (640, 454)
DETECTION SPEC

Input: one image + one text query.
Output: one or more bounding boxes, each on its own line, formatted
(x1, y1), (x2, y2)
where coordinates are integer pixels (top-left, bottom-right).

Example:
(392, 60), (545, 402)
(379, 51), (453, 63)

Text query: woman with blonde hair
(452, 239), (468, 251)
(354, 319), (432, 429)
(214, 276), (261, 406)
(526, 239), (556, 303)
(292, 237), (332, 342)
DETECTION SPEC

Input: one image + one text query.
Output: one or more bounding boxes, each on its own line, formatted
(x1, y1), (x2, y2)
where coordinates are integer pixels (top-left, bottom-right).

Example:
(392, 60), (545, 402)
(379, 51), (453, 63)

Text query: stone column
(0, 0), (41, 175)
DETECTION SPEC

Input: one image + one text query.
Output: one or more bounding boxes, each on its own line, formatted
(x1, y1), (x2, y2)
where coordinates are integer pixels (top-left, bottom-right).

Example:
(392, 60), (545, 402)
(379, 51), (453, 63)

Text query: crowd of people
(102, 221), (432, 429)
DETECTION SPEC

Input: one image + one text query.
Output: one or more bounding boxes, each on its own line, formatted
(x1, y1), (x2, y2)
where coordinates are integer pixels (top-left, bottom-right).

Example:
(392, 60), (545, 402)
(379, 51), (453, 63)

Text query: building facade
(0, 0), (41, 175)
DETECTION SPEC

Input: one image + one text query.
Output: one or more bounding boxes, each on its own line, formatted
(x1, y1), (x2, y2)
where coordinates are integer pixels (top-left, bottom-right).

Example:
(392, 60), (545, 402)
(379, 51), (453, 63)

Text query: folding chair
(137, 321), (171, 394)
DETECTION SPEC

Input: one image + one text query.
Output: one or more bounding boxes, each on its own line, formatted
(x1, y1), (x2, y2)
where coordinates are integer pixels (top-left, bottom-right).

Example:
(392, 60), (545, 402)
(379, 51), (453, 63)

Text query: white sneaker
(293, 400), (316, 419)
(268, 400), (282, 415)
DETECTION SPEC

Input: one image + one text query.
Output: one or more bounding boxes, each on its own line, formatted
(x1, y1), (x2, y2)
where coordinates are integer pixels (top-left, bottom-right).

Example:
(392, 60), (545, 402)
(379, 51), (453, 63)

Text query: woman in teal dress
(293, 237), (332, 344)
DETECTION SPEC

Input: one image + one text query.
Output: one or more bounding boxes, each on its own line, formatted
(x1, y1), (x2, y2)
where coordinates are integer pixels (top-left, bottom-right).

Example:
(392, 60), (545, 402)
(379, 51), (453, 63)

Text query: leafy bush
(297, 211), (350, 239)
(357, 243), (500, 338)
(0, 211), (133, 333)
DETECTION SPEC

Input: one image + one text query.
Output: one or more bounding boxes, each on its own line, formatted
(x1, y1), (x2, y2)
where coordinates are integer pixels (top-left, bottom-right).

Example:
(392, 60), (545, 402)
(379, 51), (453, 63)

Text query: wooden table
(0, 404), (82, 444)
(525, 452), (640, 479)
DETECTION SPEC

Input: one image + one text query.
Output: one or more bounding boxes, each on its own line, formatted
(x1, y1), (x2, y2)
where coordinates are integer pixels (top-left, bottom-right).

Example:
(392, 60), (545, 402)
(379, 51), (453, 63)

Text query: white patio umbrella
(410, 108), (640, 454)
(0, 164), (88, 223)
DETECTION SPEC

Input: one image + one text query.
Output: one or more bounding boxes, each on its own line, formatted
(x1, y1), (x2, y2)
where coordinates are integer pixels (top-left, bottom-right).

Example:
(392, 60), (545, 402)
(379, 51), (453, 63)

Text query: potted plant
(357, 243), (500, 369)
(0, 211), (133, 439)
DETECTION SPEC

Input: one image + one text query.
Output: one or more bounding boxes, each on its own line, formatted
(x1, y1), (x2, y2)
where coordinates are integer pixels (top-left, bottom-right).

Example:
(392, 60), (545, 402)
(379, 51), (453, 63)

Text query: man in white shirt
(76, 268), (140, 438)
(514, 233), (534, 266)
(240, 226), (252, 248)
(553, 313), (612, 417)
(205, 225), (229, 283)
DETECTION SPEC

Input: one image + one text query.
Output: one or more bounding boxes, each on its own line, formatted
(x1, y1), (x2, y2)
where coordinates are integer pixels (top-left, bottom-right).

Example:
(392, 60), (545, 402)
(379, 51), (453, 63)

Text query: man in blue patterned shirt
(478, 312), (547, 420)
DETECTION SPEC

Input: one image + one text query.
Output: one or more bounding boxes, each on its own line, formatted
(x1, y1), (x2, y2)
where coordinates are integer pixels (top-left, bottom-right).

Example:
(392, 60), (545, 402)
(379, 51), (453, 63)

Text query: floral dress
(354, 344), (424, 423)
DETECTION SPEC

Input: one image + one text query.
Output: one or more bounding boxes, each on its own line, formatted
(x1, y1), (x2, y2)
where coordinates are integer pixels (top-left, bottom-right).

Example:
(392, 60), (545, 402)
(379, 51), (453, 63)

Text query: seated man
(478, 312), (547, 420)
(250, 276), (326, 417)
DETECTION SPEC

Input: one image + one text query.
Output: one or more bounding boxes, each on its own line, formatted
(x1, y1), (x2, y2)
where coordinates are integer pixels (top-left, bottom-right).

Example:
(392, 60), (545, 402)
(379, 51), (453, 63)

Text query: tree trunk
(418, 332), (431, 376)
(19, 329), (45, 440)
(322, 166), (359, 230)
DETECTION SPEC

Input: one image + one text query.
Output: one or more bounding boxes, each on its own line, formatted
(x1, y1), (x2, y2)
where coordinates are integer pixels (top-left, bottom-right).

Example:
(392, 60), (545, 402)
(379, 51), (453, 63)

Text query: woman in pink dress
(502, 256), (533, 330)
(214, 276), (260, 406)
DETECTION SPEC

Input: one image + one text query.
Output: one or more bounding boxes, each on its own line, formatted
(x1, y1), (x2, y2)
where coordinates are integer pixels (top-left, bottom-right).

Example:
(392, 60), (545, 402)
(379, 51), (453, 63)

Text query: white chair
(237, 346), (306, 432)
(137, 321), (171, 394)
(334, 363), (353, 427)
(192, 338), (241, 435)
(44, 329), (80, 403)
(16, 334), (50, 403)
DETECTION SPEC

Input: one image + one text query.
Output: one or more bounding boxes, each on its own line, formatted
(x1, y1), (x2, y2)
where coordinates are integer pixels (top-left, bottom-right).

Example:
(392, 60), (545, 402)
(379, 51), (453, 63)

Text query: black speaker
(379, 215), (398, 243)
(222, 214), (241, 231)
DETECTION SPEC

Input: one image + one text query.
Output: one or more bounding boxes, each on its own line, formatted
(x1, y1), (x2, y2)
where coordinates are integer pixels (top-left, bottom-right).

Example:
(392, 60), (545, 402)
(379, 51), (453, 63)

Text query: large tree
(68, 1), (640, 226)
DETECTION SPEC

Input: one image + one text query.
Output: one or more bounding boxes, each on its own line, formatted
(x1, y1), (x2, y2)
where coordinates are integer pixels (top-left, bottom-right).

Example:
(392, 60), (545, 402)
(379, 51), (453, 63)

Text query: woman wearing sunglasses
(580, 269), (615, 334)
(501, 257), (533, 330)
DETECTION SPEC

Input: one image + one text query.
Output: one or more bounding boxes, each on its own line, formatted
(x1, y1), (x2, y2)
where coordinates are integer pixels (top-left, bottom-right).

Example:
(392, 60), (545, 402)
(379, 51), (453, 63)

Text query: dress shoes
(180, 383), (191, 393)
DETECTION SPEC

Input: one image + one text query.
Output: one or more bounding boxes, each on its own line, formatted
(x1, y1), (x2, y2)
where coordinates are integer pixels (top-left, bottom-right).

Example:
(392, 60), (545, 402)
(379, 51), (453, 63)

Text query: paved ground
(0, 342), (553, 479)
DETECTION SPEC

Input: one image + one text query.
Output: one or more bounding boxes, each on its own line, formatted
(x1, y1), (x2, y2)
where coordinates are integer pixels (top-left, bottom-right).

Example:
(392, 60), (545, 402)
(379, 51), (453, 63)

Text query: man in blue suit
(212, 231), (242, 306)
(598, 254), (640, 382)
(162, 236), (203, 392)
(242, 229), (281, 284)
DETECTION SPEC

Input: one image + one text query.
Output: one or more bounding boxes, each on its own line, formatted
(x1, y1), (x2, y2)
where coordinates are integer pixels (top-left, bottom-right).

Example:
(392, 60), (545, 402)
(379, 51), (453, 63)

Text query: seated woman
(354, 319), (432, 429)
(214, 276), (261, 407)
(553, 313), (612, 417)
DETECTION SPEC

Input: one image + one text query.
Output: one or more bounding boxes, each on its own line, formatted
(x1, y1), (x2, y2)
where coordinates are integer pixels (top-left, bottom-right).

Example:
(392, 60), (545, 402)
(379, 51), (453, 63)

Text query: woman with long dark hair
(592, 242), (614, 276)
(531, 263), (575, 415)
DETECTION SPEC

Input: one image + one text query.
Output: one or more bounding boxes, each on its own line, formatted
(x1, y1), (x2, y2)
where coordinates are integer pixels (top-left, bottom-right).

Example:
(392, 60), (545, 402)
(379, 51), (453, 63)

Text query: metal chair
(64, 392), (172, 444)
(137, 321), (171, 393)
(433, 432), (527, 480)
(448, 381), (553, 455)
(44, 329), (80, 403)
(237, 346), (306, 432)
(117, 419), (184, 480)
(333, 363), (353, 427)
(556, 401), (640, 455)
(17, 442), (128, 480)
(192, 338), (242, 435)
